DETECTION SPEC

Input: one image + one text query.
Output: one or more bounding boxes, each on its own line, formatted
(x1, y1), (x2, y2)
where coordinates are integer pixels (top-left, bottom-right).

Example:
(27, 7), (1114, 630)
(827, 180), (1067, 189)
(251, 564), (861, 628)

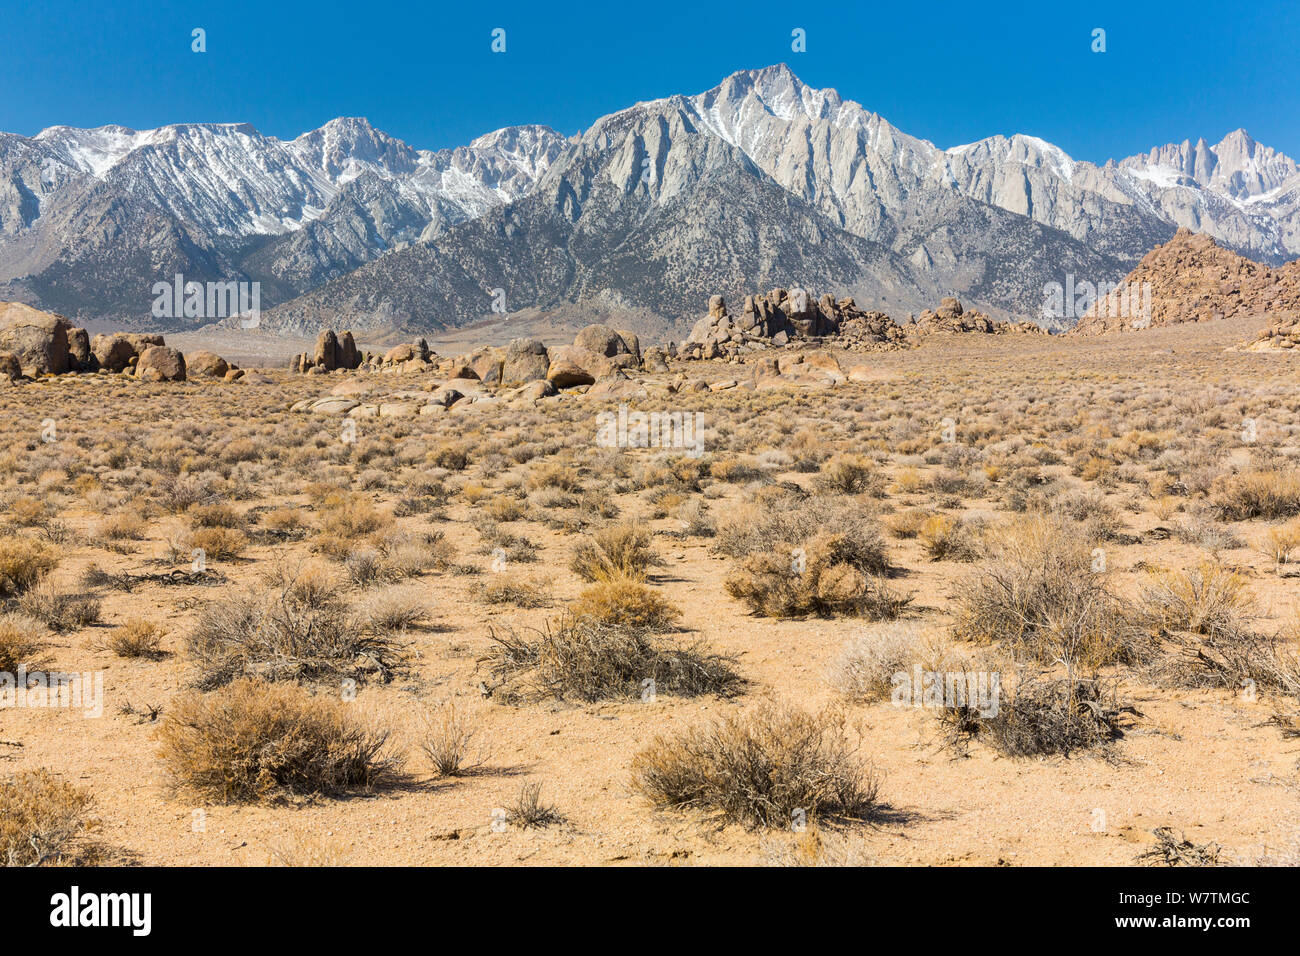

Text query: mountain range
(2, 64), (1297, 335)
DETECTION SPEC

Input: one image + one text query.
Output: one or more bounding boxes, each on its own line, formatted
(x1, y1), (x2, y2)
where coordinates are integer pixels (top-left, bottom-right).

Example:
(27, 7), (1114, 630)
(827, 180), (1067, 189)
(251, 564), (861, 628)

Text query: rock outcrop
(135, 346), (187, 382)
(0, 302), (72, 376)
(1071, 229), (1300, 335)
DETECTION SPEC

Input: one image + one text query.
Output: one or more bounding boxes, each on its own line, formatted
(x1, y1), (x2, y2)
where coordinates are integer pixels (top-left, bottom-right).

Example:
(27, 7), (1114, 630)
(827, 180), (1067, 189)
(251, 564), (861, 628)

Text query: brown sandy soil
(2, 313), (1298, 867)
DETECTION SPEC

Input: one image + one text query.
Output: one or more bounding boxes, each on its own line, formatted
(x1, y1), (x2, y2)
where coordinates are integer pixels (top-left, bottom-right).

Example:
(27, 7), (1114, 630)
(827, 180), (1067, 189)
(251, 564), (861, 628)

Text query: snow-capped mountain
(1, 63), (1296, 329)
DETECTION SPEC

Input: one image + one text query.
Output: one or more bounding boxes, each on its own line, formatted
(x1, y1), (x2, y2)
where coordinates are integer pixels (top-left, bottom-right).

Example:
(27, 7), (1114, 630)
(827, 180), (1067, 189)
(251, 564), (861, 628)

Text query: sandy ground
(3, 314), (1298, 866)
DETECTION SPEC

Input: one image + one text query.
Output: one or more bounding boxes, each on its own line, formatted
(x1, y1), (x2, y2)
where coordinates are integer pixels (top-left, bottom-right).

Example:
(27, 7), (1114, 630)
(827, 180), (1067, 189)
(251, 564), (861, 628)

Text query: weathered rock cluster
(1241, 312), (1300, 351)
(674, 292), (1042, 361)
(290, 329), (364, 373)
(0, 301), (238, 384)
(677, 290), (841, 359)
(291, 323), (656, 417)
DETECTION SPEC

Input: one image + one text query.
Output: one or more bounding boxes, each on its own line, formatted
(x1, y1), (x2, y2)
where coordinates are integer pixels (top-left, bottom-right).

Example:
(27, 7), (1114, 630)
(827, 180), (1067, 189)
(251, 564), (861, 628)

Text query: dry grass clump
(1136, 561), (1252, 639)
(938, 674), (1125, 758)
(570, 523), (661, 582)
(827, 624), (924, 701)
(762, 828), (875, 867)
(918, 513), (982, 561)
(571, 577), (680, 631)
(355, 586), (430, 632)
(157, 679), (397, 803)
(506, 783), (565, 829)
(1258, 519), (1300, 564)
(107, 618), (166, 659)
(186, 580), (401, 689)
(951, 515), (1133, 667)
(0, 769), (98, 866)
(483, 617), (741, 703)
(0, 612), (48, 672)
(17, 583), (101, 633)
(1212, 469), (1300, 521)
(186, 525), (248, 561)
(716, 493), (885, 566)
(470, 576), (552, 608)
(0, 538), (59, 597)
(418, 698), (487, 777)
(632, 703), (881, 828)
(725, 531), (908, 620)
(816, 455), (885, 496)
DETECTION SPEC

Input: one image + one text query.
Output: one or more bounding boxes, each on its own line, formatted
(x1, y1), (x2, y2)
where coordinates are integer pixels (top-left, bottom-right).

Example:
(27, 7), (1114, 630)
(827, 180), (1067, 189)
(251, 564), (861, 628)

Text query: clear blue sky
(2, 0), (1297, 163)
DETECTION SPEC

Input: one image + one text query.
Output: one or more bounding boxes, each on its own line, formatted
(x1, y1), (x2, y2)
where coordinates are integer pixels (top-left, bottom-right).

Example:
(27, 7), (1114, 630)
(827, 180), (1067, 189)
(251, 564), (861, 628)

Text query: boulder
(502, 338), (549, 383)
(309, 397), (360, 415)
(0, 302), (72, 376)
(67, 327), (93, 371)
(186, 350), (230, 378)
(91, 333), (163, 373)
(469, 347), (505, 384)
(0, 351), (21, 382)
(384, 343), (415, 365)
(546, 356), (596, 388)
(135, 346), (186, 382)
(315, 329), (340, 371)
(574, 324), (631, 358)
(337, 331), (361, 370)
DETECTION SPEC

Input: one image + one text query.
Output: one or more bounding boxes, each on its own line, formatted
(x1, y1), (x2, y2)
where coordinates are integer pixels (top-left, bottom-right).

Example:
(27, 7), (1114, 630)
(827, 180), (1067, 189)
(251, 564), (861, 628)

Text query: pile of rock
(677, 290), (841, 359)
(1241, 313), (1300, 351)
(0, 301), (237, 383)
(904, 297), (1044, 338)
(1071, 229), (1300, 336)
(290, 329), (364, 373)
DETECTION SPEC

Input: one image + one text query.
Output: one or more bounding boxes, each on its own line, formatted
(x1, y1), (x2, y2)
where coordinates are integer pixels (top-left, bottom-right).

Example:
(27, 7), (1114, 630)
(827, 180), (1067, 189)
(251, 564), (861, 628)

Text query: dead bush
(17, 583), (101, 633)
(725, 531), (908, 619)
(186, 580), (401, 689)
(571, 577), (680, 631)
(570, 523), (661, 582)
(483, 617), (741, 703)
(0, 538), (58, 597)
(107, 618), (166, 659)
(1212, 469), (1300, 521)
(0, 612), (48, 673)
(0, 770), (98, 866)
(418, 698), (487, 777)
(632, 702), (881, 828)
(951, 515), (1135, 667)
(157, 678), (397, 803)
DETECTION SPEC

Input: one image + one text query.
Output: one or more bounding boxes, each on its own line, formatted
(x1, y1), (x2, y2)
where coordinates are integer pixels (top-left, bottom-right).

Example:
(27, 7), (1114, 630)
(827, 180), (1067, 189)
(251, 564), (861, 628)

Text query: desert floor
(2, 314), (1298, 866)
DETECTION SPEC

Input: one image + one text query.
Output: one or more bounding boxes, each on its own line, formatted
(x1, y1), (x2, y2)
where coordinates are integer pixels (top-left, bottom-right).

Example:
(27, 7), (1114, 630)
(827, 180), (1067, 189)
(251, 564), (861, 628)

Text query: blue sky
(1, 0), (1297, 163)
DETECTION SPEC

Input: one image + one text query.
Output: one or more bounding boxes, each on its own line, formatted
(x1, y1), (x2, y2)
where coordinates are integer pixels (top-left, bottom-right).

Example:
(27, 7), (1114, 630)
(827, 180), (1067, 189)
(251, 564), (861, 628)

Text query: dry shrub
(827, 623), (926, 701)
(1138, 827), (1223, 867)
(951, 515), (1134, 667)
(632, 702), (881, 828)
(816, 455), (884, 496)
(17, 583), (101, 633)
(356, 586), (429, 632)
(1257, 519), (1300, 564)
(885, 508), (929, 539)
(157, 678), (396, 803)
(570, 523), (661, 582)
(1212, 469), (1300, 521)
(0, 612), (47, 672)
(0, 770), (98, 866)
(725, 531), (907, 619)
(471, 576), (551, 608)
(189, 502), (244, 528)
(763, 828), (875, 867)
(571, 577), (680, 631)
(939, 674), (1125, 758)
(484, 617), (741, 703)
(918, 514), (982, 561)
(0, 538), (58, 597)
(716, 493), (885, 566)
(317, 493), (391, 540)
(108, 618), (165, 659)
(506, 783), (565, 829)
(418, 698), (487, 777)
(1136, 561), (1252, 639)
(187, 581), (401, 689)
(187, 525), (248, 560)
